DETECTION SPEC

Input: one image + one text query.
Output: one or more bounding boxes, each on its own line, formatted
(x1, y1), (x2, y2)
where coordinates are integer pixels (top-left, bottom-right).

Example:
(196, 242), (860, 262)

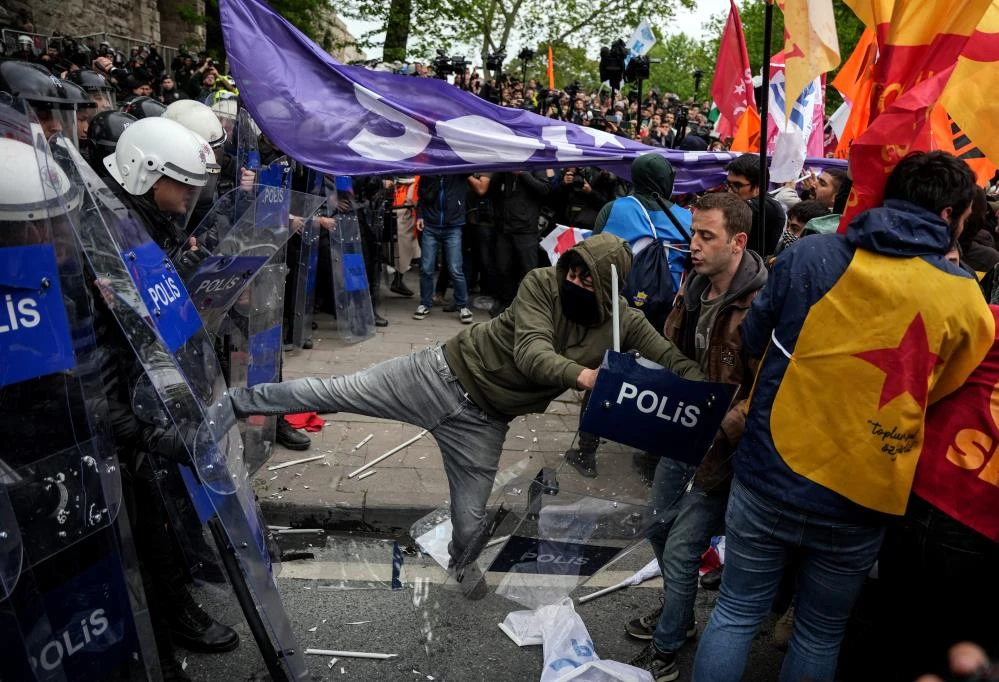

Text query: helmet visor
(33, 107), (79, 149)
(90, 89), (117, 113)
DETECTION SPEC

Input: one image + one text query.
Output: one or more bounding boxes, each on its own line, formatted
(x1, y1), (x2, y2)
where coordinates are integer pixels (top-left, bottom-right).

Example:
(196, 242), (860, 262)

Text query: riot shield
(60, 139), (308, 680)
(235, 108), (261, 179)
(330, 211), (376, 343)
(0, 102), (158, 681)
(288, 169), (328, 350)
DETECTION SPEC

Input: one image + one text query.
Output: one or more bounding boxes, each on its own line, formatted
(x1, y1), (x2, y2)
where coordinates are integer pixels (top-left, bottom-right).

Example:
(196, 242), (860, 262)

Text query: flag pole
(759, 0), (775, 254)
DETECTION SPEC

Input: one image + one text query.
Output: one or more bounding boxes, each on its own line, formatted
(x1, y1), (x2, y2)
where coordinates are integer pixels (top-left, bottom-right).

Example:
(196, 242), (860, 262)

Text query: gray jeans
(229, 345), (509, 562)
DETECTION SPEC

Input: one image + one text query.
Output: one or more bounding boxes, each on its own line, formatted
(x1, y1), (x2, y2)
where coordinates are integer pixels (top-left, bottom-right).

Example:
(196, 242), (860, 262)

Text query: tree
(204, 0), (329, 57)
(341, 0), (697, 67)
(646, 32), (716, 102)
(382, 0), (413, 62)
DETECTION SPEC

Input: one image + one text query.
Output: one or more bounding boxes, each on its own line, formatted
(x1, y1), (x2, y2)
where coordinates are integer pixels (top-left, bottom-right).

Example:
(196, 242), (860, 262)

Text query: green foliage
(176, 3), (206, 27)
(646, 31), (716, 101)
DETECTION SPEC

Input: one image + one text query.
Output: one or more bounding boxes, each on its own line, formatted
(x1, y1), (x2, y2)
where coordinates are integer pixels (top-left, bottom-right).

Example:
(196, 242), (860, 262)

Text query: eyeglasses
(726, 180), (751, 191)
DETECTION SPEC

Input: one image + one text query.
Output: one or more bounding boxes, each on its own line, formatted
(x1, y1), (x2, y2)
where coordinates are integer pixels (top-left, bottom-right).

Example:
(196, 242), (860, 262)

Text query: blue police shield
(330, 210), (375, 344)
(580, 351), (738, 465)
(60, 139), (309, 680)
(0, 103), (159, 681)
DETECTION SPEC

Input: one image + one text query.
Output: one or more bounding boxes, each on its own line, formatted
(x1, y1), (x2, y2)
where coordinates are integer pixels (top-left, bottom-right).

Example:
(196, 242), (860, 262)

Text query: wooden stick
(347, 430), (429, 478)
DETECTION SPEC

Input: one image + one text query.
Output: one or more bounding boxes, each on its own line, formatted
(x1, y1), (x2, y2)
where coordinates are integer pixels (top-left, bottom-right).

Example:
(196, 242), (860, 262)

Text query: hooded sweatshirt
(736, 199), (995, 521)
(445, 233), (703, 421)
(593, 154), (693, 293)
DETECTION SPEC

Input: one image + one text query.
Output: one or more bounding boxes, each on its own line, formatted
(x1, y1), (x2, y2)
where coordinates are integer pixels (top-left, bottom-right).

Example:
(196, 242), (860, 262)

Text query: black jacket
(417, 174), (468, 227)
(494, 171), (552, 235)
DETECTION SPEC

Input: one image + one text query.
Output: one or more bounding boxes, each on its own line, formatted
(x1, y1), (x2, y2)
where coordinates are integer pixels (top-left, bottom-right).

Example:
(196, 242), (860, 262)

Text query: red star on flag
(854, 313), (940, 409)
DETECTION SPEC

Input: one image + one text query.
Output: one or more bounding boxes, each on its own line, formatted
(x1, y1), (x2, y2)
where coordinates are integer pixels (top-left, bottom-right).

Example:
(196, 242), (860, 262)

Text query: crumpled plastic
(500, 599), (654, 682)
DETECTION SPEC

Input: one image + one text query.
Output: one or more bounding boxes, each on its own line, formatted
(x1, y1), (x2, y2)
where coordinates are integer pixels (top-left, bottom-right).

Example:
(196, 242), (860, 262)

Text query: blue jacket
(417, 174), (467, 228)
(735, 199), (994, 521)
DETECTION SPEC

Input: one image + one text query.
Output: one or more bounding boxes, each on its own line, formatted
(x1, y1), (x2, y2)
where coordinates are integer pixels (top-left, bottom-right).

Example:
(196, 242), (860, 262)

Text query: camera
(432, 49), (452, 78)
(485, 49), (506, 71)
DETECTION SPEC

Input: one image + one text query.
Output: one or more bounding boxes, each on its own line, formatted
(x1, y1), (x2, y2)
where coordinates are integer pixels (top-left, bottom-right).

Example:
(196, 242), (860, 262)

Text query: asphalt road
(181, 533), (787, 682)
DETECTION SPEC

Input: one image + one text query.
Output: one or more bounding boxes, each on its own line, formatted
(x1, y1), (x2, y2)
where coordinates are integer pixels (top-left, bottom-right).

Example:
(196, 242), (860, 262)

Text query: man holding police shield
(628, 192), (766, 682)
(229, 232), (703, 581)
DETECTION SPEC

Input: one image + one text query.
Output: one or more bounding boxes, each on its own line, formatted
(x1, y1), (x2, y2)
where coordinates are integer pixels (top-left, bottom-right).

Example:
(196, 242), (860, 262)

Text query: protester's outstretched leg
(230, 346), (465, 430)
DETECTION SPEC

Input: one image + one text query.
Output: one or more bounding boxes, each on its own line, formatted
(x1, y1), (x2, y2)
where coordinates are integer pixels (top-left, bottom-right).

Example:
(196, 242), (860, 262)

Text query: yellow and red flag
(839, 0), (992, 229)
(938, 3), (999, 183)
(547, 45), (555, 90)
(779, 0), (841, 119)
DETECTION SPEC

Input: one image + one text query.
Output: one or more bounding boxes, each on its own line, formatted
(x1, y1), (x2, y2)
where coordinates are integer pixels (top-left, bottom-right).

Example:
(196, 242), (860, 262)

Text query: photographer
(183, 55), (218, 101)
(548, 167), (608, 232)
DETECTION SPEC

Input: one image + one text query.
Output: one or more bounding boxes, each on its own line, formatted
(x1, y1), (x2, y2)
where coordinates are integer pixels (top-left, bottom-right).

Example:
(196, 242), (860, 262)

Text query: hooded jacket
(445, 233), (703, 421)
(593, 154), (693, 293)
(736, 199), (995, 521)
(417, 174), (467, 228)
(663, 250), (768, 489)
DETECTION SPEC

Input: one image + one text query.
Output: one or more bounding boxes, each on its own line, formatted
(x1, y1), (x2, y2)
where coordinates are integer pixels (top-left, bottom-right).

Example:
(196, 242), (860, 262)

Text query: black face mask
(560, 279), (601, 327)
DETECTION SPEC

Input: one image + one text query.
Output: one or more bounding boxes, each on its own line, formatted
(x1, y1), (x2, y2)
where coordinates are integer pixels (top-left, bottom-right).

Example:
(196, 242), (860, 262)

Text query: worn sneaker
(459, 307), (473, 324)
(629, 644), (679, 682)
(413, 305), (431, 320)
(626, 604), (696, 641)
(774, 604), (795, 651)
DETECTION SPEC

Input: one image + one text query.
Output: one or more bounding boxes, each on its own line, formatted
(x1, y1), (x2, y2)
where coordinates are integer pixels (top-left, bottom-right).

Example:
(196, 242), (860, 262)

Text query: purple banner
(220, 0), (845, 194)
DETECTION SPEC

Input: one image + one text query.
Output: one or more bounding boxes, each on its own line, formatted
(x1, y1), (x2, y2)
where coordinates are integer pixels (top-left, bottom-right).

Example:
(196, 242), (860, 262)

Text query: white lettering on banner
(346, 85), (628, 165)
(615, 381), (701, 427)
(347, 84), (433, 162)
(34, 609), (110, 672)
(0, 294), (41, 333)
(541, 126), (588, 161)
(147, 272), (182, 310)
(194, 275), (242, 295)
(437, 115), (545, 163)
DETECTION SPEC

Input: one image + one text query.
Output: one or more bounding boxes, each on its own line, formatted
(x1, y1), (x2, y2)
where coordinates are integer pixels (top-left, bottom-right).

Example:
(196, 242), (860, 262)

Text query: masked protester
(226, 233), (704, 597)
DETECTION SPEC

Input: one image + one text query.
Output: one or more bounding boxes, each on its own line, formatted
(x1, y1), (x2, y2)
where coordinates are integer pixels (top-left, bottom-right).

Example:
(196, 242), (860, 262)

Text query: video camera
(486, 49), (506, 72)
(599, 39), (627, 91)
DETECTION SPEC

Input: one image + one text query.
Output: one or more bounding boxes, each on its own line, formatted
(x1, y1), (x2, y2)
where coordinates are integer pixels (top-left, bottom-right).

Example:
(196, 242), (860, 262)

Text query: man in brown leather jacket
(629, 191), (767, 681)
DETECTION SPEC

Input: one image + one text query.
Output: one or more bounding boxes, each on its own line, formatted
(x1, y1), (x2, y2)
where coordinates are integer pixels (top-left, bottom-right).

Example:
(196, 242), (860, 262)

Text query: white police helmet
(163, 99), (226, 148)
(103, 117), (211, 196)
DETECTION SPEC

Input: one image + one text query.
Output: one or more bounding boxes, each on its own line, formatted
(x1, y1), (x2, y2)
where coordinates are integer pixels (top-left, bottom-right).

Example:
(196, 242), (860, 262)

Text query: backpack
(623, 196), (691, 333)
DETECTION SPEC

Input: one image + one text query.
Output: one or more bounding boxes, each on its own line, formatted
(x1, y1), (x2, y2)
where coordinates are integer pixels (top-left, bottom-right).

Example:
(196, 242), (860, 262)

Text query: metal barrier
(1, 29), (52, 57)
(75, 32), (180, 71)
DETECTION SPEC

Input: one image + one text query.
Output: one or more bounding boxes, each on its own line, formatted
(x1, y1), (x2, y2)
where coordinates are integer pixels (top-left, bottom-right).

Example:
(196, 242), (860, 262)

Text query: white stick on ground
(304, 649), (397, 660)
(347, 430), (429, 478)
(267, 454), (326, 471)
(352, 434), (374, 451)
(356, 470), (376, 481)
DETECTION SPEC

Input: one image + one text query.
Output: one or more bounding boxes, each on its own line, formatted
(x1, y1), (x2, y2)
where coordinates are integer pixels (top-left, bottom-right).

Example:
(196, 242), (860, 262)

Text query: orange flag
(730, 107), (762, 153)
(930, 104), (998, 187)
(831, 27), (876, 159)
(547, 45), (555, 90)
(839, 0), (992, 230)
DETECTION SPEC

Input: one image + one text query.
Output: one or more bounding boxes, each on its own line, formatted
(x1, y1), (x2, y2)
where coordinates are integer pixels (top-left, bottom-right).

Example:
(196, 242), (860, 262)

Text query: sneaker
(625, 604), (663, 640)
(459, 307), (473, 324)
(626, 604), (697, 641)
(629, 644), (679, 682)
(565, 447), (598, 478)
(413, 305), (431, 320)
(774, 604), (795, 651)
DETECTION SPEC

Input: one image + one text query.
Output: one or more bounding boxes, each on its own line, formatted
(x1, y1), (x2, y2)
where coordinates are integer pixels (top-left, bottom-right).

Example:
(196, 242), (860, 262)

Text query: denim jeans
(420, 225), (467, 308)
(692, 478), (885, 682)
(228, 346), (509, 561)
(646, 457), (727, 653)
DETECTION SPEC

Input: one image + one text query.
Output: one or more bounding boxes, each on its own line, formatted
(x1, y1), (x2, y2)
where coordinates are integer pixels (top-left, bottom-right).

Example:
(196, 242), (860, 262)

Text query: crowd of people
(3, 17), (999, 682)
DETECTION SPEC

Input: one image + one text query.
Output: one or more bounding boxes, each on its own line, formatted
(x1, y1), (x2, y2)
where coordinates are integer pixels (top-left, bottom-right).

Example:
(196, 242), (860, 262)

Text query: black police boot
(276, 418), (311, 451)
(168, 591), (240, 654)
(374, 311), (389, 327)
(390, 272), (414, 297)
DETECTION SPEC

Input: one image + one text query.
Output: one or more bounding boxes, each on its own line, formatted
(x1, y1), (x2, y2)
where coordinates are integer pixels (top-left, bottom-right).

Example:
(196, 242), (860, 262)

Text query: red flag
(711, 0), (757, 140)
(914, 306), (999, 542)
